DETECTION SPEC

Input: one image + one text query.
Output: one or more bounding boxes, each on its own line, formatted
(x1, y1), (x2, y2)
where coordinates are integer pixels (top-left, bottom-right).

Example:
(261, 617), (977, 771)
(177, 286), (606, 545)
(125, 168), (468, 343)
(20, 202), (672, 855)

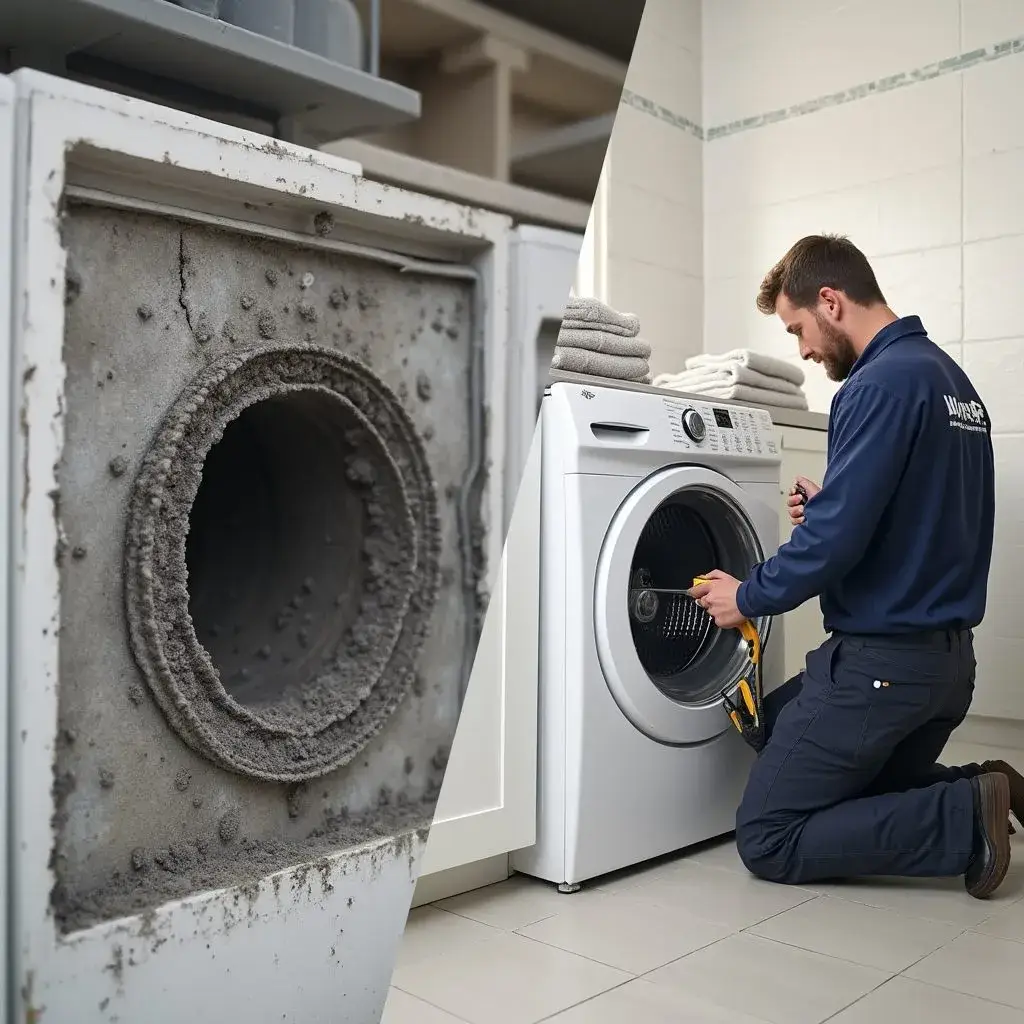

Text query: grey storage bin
(294, 0), (364, 68)
(221, 0), (296, 44)
(171, 0), (221, 14)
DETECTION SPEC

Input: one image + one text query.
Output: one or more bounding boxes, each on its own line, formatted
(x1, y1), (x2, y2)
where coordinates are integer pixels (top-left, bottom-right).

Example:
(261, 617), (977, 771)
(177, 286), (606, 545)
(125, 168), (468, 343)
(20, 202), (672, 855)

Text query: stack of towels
(550, 296), (652, 383)
(653, 350), (808, 410)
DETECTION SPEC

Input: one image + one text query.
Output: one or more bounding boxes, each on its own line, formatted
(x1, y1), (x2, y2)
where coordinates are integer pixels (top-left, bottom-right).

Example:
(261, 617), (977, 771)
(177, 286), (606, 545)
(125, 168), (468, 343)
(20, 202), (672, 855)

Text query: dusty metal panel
(0, 73), (15, 1024)
(47, 830), (428, 1023)
(8, 69), (510, 1021)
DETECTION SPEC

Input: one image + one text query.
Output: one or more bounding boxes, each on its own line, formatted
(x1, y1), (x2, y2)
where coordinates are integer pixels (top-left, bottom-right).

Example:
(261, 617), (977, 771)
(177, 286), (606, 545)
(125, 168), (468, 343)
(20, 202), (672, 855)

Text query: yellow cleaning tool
(692, 577), (766, 752)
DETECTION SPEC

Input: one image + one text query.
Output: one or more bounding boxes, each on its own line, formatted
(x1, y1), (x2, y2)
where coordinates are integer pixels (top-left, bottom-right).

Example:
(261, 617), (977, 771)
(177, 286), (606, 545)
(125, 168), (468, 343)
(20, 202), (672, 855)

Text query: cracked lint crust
(123, 345), (442, 782)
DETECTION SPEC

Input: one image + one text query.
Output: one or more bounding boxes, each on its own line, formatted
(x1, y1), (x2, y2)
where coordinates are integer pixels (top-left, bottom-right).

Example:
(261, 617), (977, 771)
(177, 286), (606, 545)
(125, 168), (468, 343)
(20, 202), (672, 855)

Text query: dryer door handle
(590, 422), (650, 445)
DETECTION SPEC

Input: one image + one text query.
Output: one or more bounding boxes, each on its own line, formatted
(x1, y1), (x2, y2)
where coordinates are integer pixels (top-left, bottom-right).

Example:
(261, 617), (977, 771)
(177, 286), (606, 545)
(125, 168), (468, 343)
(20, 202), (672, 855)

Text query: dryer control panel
(664, 397), (778, 456)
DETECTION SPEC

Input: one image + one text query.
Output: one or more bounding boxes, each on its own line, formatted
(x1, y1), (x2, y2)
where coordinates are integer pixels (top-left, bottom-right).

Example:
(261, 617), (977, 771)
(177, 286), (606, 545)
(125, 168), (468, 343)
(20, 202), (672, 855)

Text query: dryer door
(594, 464), (778, 745)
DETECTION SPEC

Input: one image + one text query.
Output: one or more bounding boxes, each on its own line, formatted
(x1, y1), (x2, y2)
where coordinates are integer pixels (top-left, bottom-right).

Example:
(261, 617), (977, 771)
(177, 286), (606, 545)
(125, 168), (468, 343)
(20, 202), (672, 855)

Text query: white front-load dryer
(511, 380), (783, 890)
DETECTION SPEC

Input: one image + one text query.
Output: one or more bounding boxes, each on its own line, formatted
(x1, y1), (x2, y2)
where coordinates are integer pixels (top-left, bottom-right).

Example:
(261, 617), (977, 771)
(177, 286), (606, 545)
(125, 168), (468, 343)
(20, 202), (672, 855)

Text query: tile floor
(383, 740), (1024, 1023)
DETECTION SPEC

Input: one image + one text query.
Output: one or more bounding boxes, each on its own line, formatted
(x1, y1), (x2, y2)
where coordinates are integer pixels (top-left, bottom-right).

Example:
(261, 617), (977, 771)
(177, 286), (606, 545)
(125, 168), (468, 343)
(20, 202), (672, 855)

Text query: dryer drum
(627, 487), (762, 706)
(123, 344), (441, 783)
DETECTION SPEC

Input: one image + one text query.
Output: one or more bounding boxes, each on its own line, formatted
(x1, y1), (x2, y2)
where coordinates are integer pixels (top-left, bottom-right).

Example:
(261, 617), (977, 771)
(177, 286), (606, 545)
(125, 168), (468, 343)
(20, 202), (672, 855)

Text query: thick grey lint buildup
(52, 207), (483, 931)
(123, 345), (441, 782)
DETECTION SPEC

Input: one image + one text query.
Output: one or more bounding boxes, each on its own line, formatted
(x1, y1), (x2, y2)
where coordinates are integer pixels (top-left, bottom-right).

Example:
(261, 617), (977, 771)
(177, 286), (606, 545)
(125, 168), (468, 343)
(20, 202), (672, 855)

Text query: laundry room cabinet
(415, 225), (581, 895)
(417, 425), (542, 883)
(776, 422), (830, 680)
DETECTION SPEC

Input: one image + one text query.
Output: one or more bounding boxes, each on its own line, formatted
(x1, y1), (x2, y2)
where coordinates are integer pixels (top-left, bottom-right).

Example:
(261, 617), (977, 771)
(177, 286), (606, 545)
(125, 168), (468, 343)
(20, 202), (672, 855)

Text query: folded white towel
(653, 363), (804, 396)
(685, 349), (805, 387)
(658, 380), (809, 410)
(557, 327), (652, 359)
(551, 345), (651, 383)
(563, 296), (641, 337)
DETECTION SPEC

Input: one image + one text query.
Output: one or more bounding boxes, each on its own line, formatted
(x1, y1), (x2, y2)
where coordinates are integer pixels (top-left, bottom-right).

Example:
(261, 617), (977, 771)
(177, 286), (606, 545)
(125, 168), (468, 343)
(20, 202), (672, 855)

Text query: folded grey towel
(561, 317), (638, 337)
(653, 363), (804, 396)
(557, 327), (652, 359)
(563, 296), (640, 336)
(551, 345), (651, 382)
(685, 349), (805, 387)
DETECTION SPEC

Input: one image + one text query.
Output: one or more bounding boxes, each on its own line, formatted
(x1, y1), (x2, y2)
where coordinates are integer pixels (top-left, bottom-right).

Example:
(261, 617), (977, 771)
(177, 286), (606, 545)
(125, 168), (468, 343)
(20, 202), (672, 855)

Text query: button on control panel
(664, 397), (778, 456)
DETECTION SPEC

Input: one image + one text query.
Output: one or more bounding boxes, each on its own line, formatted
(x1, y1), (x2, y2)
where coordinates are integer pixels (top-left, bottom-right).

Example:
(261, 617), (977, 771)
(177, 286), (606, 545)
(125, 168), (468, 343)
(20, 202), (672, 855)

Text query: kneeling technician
(691, 234), (1023, 900)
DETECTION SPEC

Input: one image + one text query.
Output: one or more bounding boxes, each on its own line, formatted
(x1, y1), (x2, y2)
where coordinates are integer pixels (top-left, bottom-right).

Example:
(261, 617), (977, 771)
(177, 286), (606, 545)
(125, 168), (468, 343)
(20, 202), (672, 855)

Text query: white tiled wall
(703, 0), (961, 129)
(700, 0), (1024, 721)
(594, 0), (703, 377)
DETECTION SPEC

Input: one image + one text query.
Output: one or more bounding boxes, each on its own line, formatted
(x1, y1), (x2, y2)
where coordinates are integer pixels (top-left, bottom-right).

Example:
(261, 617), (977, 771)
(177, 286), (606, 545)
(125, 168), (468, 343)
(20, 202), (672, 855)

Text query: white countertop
(547, 369), (830, 432)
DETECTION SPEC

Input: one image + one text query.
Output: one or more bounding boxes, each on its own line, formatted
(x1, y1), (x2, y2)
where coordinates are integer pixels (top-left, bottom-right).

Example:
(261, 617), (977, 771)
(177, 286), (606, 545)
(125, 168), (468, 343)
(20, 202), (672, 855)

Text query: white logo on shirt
(944, 394), (988, 433)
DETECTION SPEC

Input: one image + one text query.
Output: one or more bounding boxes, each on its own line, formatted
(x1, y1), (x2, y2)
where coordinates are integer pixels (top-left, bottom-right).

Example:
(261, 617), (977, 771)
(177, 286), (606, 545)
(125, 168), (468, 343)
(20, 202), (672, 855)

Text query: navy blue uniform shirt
(737, 316), (995, 635)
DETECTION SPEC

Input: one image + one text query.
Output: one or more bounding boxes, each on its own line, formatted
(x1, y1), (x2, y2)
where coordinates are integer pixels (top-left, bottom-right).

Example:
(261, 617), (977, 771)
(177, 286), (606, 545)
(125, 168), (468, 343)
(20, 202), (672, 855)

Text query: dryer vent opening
(628, 486), (762, 706)
(186, 391), (373, 708)
(124, 346), (441, 783)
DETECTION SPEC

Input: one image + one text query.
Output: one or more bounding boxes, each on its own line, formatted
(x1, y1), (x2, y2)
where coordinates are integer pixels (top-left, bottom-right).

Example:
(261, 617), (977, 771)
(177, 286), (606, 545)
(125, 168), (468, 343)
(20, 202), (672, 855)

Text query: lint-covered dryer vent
(8, 73), (510, 1024)
(47, 193), (498, 930)
(124, 343), (439, 782)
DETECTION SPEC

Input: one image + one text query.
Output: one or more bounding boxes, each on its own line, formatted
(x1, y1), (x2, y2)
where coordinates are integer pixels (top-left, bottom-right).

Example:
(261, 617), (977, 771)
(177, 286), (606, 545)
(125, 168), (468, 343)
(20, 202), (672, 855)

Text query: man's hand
(687, 569), (745, 629)
(787, 475), (820, 527)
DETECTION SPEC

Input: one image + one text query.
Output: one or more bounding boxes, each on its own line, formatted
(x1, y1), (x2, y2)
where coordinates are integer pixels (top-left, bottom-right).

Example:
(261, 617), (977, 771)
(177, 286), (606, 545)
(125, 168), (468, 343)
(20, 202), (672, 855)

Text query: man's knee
(735, 818), (797, 884)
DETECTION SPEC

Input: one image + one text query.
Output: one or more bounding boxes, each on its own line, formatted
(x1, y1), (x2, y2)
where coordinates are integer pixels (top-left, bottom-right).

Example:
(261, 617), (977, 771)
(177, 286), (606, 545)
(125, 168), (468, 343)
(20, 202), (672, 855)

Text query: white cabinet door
(506, 226), (582, 532)
(777, 425), (829, 680)
(418, 425), (541, 877)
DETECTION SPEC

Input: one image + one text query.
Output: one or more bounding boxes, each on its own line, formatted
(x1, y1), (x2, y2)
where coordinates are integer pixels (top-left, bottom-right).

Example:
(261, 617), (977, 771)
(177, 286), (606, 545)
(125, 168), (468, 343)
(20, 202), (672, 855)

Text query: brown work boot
(965, 773), (1012, 900)
(983, 760), (1024, 831)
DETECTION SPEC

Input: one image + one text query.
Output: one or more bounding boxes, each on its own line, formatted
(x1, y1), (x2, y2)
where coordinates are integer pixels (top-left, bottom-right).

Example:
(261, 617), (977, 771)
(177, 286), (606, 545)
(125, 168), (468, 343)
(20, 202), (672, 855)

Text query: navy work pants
(736, 629), (981, 884)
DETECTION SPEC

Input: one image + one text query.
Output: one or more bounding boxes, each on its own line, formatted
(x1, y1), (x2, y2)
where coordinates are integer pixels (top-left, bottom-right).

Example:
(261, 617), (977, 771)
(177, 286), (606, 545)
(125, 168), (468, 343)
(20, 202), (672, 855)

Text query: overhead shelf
(352, 0), (626, 119)
(510, 113), (614, 201)
(0, 0), (421, 142)
(327, 137), (591, 230)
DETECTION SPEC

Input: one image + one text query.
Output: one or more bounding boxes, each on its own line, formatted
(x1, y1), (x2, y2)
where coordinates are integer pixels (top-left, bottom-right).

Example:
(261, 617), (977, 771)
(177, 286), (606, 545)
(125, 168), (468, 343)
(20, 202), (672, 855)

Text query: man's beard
(814, 312), (858, 381)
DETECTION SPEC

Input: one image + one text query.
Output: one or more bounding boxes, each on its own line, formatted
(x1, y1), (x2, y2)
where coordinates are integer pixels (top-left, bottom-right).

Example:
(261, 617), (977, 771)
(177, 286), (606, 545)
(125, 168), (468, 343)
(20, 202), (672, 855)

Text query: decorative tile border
(620, 87), (704, 140)
(620, 36), (1024, 143)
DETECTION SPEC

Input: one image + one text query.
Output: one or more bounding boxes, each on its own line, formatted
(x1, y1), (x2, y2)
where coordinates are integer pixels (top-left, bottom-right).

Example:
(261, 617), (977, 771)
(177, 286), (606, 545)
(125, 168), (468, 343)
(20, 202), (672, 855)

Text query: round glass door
(594, 465), (773, 745)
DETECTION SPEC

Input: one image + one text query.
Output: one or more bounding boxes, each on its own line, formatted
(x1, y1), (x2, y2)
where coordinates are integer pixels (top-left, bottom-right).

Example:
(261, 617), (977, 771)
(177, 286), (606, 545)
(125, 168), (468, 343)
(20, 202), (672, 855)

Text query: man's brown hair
(756, 234), (887, 315)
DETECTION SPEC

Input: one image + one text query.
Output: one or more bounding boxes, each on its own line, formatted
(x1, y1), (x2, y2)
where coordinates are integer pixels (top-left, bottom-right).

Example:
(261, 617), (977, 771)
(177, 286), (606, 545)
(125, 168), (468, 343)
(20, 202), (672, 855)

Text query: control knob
(681, 408), (706, 443)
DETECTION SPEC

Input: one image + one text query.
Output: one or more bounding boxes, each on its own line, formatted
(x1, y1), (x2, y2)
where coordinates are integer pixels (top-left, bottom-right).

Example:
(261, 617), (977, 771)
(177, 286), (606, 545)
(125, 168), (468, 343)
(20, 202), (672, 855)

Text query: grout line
(817, 976), (897, 1023)
(633, 930), (737, 979)
(418, 903), (506, 934)
(966, 925), (1024, 946)
(390, 984), (477, 1022)
(532, 977), (638, 1023)
(505, 925), (646, 972)
(822, 969), (1024, 1022)
(781, 888), (990, 928)
(734, 927), (901, 971)
(747, 903), (971, 968)
(913, 975), (1024, 1013)
(963, 227), (1024, 247)
(894, 957), (1024, 1013)
(622, 35), (1024, 144)
(962, 335), (1024, 345)
(609, 174), (704, 214)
